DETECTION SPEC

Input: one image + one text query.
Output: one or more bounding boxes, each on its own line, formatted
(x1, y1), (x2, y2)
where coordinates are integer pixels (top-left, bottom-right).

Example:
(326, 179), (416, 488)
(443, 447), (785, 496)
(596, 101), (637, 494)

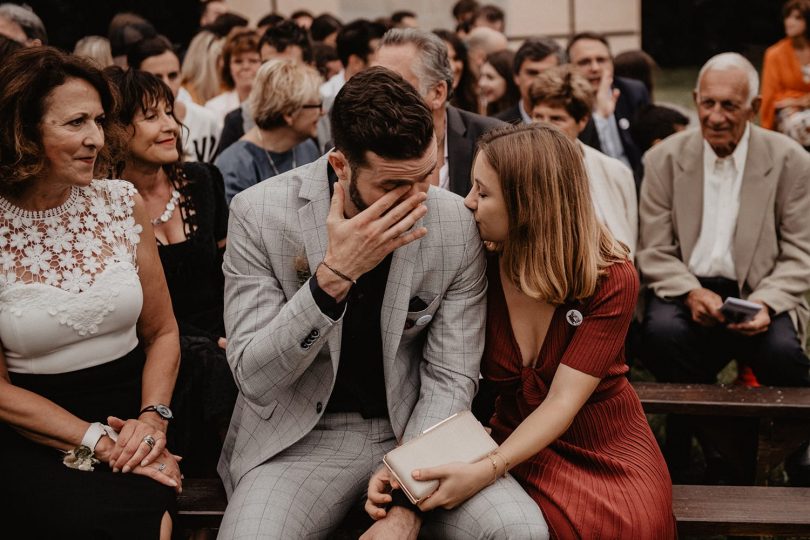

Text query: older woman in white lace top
(0, 47), (180, 539)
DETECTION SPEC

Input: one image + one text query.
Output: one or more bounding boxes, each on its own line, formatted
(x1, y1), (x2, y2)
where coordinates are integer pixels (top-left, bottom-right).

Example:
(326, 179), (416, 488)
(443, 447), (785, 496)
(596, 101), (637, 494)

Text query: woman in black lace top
(108, 67), (235, 475)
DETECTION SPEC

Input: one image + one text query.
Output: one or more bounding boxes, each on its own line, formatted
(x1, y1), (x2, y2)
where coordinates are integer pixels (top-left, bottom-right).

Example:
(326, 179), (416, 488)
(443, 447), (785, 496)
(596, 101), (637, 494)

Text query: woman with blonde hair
(214, 58), (322, 202)
(366, 123), (676, 539)
(73, 36), (114, 68)
(180, 30), (223, 105)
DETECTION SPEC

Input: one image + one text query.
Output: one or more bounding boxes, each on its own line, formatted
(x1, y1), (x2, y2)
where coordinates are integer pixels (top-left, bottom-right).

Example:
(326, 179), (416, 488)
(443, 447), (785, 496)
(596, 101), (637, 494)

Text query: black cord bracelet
(319, 260), (357, 285)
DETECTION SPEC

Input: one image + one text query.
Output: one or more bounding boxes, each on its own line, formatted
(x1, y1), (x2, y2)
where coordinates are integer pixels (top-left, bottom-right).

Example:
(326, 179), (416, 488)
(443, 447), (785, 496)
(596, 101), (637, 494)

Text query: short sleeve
(559, 260), (639, 378)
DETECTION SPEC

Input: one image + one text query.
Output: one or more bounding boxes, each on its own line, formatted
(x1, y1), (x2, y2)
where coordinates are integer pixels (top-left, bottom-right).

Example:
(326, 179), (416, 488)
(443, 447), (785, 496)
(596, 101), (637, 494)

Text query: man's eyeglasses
(301, 102), (323, 110)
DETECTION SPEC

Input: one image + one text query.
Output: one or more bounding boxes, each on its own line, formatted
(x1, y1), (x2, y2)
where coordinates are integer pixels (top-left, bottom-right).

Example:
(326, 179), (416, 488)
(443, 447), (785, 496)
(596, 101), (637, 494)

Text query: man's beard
(348, 176), (371, 213)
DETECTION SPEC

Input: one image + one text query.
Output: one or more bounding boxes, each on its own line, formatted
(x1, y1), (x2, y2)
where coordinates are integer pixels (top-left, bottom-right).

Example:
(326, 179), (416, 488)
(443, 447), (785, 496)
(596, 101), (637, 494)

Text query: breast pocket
(402, 293), (441, 339)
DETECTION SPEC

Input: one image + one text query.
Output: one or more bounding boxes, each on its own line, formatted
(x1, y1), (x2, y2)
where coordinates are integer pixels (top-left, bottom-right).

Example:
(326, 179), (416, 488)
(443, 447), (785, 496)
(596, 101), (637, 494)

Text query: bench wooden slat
(633, 382), (810, 417)
(178, 479), (810, 537)
(673, 484), (810, 536)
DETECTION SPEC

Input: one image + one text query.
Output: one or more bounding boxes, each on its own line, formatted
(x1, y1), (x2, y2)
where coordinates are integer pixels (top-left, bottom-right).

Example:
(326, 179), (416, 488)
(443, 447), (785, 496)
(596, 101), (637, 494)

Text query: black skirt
(0, 346), (176, 540)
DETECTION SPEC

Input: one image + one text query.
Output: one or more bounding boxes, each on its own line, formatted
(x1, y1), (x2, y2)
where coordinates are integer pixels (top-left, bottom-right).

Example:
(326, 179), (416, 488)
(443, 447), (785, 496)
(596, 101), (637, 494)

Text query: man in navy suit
(568, 31), (650, 186)
(495, 37), (563, 126)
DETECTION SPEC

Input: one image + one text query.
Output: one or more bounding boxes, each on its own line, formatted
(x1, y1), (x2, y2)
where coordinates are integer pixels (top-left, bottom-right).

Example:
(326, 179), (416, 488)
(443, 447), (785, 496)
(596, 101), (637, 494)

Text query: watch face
(155, 404), (174, 419)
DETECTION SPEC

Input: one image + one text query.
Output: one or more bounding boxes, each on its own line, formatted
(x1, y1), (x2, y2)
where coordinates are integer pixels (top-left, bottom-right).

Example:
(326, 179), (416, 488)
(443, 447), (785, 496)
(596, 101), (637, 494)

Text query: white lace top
(0, 180), (144, 374)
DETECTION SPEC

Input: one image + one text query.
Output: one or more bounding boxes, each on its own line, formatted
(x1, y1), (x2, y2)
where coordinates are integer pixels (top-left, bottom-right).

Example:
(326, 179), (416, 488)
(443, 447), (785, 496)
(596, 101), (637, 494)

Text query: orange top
(760, 38), (810, 129)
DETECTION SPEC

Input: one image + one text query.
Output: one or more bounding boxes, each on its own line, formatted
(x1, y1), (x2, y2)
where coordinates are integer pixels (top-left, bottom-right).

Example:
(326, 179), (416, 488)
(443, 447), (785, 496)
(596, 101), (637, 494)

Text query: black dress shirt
(308, 164), (391, 418)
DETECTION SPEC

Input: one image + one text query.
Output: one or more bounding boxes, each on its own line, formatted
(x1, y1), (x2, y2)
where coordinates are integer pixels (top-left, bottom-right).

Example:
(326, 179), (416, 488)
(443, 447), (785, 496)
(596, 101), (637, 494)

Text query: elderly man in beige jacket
(637, 52), (810, 480)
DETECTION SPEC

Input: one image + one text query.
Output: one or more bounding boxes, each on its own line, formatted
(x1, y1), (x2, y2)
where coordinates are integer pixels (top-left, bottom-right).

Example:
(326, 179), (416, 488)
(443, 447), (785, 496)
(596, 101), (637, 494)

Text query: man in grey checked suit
(217, 67), (548, 538)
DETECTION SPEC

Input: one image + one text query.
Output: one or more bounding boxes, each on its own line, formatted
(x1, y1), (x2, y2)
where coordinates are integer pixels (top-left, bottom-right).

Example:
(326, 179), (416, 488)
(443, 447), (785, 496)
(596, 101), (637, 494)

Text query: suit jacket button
(311, 329), (320, 338)
(316, 402), (323, 413)
(301, 341), (309, 349)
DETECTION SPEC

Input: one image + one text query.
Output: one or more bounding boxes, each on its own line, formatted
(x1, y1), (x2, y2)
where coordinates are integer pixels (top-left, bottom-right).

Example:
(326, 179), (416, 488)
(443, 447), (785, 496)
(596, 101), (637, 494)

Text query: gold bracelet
(490, 451), (510, 477)
(486, 453), (500, 482)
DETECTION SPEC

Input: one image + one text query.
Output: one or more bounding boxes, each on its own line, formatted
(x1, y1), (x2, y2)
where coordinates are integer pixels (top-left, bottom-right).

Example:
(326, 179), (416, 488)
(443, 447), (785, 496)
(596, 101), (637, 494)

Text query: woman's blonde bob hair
(181, 31), (223, 104)
(249, 58), (322, 130)
(476, 123), (628, 304)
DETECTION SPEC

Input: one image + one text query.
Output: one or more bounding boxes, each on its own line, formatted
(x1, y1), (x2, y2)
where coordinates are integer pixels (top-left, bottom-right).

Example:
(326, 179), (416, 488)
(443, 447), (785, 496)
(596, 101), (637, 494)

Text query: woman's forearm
(0, 381), (90, 451)
(139, 330), (180, 424)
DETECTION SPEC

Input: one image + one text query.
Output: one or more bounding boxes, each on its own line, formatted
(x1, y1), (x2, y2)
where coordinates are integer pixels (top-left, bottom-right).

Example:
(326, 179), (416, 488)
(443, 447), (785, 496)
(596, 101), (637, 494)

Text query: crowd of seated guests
(0, 0), (809, 537)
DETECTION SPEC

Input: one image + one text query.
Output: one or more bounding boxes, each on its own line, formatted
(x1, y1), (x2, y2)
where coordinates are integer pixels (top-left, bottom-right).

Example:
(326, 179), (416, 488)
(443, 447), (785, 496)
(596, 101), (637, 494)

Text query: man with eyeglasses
(638, 52), (810, 483)
(567, 31), (649, 186)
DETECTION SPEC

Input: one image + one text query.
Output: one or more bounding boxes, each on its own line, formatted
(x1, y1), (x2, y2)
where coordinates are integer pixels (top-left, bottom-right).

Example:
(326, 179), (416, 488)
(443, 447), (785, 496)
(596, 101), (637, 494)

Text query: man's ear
(750, 95), (762, 115)
(427, 81), (448, 111)
(327, 150), (350, 181)
(577, 114), (590, 135)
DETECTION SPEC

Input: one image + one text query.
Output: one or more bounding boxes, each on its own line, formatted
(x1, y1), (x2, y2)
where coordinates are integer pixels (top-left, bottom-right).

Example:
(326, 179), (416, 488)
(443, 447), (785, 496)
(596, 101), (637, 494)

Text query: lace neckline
(0, 186), (81, 220)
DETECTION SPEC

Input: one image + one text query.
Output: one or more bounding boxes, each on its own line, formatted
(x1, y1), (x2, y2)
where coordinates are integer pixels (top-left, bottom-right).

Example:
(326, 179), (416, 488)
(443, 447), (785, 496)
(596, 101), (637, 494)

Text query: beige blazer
(580, 141), (638, 258)
(637, 125), (810, 340)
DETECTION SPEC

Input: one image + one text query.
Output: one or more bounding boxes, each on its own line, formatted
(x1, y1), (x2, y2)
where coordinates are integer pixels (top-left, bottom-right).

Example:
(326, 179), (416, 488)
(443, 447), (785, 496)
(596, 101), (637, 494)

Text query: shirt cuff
(309, 274), (347, 321)
(389, 489), (425, 516)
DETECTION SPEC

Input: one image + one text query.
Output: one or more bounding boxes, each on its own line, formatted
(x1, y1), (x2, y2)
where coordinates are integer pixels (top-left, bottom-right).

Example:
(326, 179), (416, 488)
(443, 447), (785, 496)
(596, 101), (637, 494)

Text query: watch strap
(81, 422), (107, 451)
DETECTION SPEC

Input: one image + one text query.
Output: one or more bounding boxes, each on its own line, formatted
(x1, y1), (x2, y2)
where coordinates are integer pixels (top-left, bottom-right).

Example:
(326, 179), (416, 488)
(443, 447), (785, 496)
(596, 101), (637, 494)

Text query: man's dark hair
(335, 19), (386, 67)
(566, 31), (610, 57)
(452, 0), (479, 21)
(312, 42), (339, 78)
(391, 11), (416, 24)
(331, 66), (434, 168)
(310, 13), (342, 42)
(260, 20), (313, 63)
(614, 49), (656, 95)
(629, 104), (689, 153)
(108, 13), (156, 58)
(257, 13), (285, 28)
(126, 35), (175, 70)
(475, 5), (505, 24)
(513, 37), (564, 75)
(205, 12), (249, 37)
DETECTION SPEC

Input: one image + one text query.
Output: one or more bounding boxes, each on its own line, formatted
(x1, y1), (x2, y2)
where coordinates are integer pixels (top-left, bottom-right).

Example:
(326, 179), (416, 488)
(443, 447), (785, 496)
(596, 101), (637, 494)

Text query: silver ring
(156, 462), (166, 472)
(142, 435), (156, 449)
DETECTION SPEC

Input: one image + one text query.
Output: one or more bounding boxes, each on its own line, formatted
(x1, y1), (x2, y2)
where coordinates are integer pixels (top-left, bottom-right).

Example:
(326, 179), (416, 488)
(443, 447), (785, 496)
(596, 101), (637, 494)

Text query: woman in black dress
(108, 67), (236, 475)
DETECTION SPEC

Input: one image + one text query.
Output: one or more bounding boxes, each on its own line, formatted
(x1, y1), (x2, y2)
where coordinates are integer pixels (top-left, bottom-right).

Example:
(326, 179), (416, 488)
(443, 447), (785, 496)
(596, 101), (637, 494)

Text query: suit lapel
(733, 127), (774, 286)
(674, 131), (705, 265)
(446, 106), (472, 196)
(380, 225), (422, 373)
(297, 156), (342, 371)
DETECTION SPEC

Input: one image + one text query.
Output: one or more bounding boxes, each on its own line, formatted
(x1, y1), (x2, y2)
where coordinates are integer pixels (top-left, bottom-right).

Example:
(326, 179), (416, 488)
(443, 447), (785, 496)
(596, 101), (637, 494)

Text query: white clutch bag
(382, 411), (498, 504)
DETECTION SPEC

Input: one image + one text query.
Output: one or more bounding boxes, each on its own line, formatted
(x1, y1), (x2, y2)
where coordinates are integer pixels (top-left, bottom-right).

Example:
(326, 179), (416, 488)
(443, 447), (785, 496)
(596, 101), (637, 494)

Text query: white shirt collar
(518, 100), (532, 124)
(703, 122), (751, 173)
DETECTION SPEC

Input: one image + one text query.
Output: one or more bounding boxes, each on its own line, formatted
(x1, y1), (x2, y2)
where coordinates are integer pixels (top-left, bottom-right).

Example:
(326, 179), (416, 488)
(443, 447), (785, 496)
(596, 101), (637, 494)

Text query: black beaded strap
(319, 260), (357, 285)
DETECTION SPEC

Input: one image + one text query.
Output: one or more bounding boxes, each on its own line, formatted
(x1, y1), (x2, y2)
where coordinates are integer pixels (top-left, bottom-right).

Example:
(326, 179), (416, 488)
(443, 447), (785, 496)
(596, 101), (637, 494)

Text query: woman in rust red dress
(411, 123), (676, 539)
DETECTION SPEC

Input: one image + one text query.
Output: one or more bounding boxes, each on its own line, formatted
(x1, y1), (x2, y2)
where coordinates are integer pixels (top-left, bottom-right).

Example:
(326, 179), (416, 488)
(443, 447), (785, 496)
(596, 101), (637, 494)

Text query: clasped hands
(93, 415), (182, 492)
(685, 287), (770, 336)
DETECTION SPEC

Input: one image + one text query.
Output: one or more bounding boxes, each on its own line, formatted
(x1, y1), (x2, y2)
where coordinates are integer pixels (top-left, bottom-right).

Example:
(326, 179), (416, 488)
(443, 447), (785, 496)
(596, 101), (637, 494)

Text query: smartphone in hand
(720, 297), (762, 324)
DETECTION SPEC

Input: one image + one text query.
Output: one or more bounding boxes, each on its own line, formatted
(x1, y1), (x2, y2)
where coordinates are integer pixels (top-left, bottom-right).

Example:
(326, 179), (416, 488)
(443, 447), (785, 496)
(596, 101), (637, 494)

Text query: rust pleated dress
(483, 258), (677, 540)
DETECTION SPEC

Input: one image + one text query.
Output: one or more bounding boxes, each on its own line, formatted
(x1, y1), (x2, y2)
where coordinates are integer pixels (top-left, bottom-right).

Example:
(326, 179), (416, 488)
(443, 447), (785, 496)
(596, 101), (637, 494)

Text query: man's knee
(751, 316), (810, 386)
(428, 477), (549, 540)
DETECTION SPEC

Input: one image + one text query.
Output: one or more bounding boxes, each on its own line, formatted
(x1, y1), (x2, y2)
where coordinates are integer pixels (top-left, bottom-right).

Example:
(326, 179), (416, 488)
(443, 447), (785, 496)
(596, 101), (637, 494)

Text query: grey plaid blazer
(217, 155), (487, 496)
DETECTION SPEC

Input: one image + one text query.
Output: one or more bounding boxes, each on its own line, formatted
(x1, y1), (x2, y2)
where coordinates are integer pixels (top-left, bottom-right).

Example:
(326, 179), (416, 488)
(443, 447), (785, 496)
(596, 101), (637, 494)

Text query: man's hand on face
(685, 287), (726, 327)
(317, 183), (428, 302)
(594, 73), (620, 119)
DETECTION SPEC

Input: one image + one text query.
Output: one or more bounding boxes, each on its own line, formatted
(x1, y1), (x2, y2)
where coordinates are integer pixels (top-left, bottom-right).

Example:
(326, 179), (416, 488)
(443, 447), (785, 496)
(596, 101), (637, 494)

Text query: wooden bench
(178, 479), (810, 537)
(633, 382), (810, 485)
(673, 484), (810, 536)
